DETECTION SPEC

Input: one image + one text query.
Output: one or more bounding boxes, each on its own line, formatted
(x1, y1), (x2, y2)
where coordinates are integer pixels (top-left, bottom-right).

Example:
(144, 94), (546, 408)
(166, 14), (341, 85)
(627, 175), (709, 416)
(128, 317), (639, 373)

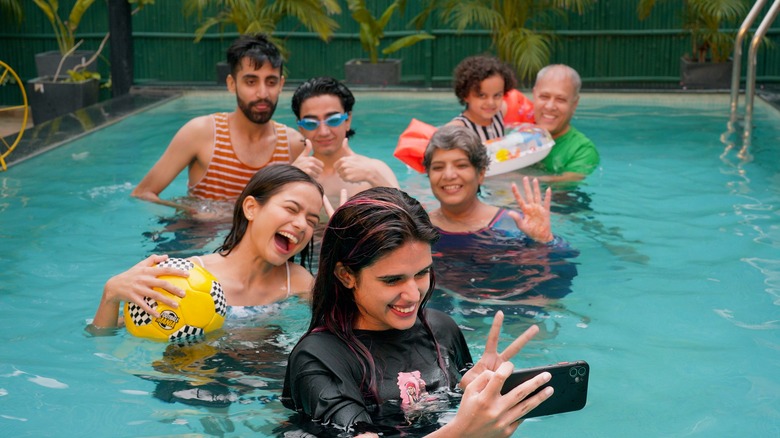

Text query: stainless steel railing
(729, 0), (780, 159)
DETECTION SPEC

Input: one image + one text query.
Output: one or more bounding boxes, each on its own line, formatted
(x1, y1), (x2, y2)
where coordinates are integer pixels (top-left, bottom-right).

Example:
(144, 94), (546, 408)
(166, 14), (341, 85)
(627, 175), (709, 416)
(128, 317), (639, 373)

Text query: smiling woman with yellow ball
(90, 165), (325, 340)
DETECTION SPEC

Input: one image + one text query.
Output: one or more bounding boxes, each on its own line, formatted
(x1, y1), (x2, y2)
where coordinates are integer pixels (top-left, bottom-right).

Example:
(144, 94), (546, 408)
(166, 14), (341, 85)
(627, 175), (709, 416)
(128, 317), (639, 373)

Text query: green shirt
(535, 126), (599, 175)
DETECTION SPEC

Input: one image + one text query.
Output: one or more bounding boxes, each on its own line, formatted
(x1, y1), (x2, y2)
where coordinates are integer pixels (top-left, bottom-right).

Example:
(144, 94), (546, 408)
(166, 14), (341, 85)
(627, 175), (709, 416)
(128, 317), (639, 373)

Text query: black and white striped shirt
(452, 112), (505, 142)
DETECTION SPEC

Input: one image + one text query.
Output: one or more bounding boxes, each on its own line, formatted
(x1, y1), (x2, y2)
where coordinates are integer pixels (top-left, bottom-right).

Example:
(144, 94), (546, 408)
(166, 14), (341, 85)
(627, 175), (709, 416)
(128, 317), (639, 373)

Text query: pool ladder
(728, 0), (780, 159)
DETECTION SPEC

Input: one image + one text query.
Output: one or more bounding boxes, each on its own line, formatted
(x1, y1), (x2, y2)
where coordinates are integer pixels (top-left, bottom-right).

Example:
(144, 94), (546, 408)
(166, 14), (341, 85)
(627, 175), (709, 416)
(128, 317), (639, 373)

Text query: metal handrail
(729, 0), (769, 124)
(741, 0), (780, 157)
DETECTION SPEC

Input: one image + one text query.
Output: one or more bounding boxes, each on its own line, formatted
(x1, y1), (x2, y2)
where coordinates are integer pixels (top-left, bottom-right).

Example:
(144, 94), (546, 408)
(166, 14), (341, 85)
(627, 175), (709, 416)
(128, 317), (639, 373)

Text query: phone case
(500, 360), (589, 418)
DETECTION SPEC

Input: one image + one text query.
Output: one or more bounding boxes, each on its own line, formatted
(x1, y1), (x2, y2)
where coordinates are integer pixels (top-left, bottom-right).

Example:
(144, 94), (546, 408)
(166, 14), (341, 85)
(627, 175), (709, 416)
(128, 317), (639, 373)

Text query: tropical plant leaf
(446, 1), (501, 32)
(351, 8), (380, 33)
(186, 0), (339, 44)
(409, 0), (446, 30)
(381, 32), (434, 56)
(358, 24), (378, 63)
(32, 0), (56, 22)
(182, 0), (211, 21)
(0, 0), (24, 24)
(33, 0), (72, 53)
(272, 0), (340, 41)
(377, 2), (400, 30)
(437, 0), (595, 81)
(689, 0), (748, 22)
(194, 17), (225, 42)
(637, 0), (658, 20)
(68, 0), (97, 33)
(549, 0), (597, 15)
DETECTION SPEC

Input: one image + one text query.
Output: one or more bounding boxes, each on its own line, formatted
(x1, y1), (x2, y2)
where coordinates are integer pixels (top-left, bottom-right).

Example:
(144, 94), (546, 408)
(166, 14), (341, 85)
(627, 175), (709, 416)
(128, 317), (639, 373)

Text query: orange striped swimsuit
(188, 112), (292, 200)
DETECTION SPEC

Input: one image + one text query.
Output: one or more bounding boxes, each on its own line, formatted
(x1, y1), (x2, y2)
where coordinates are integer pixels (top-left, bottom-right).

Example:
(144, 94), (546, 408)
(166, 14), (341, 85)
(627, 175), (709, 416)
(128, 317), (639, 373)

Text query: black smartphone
(500, 360), (589, 418)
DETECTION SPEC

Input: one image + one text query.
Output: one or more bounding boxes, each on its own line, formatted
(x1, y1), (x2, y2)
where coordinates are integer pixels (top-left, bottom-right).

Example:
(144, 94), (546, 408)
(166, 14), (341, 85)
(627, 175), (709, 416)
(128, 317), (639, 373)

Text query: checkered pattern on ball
(169, 325), (205, 342)
(126, 298), (157, 326)
(124, 258), (226, 342)
(210, 281), (227, 317)
(157, 258), (194, 271)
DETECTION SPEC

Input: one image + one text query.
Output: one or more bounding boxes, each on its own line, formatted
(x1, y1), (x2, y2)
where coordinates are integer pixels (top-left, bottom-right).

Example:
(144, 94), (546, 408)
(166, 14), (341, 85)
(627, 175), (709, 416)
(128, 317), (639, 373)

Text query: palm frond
(381, 32), (434, 56)
(637, 0), (659, 21)
(272, 0), (340, 41)
(445, 1), (502, 32)
(188, 0), (339, 43)
(689, 0), (749, 23)
(68, 0), (97, 33)
(377, 2), (400, 30)
(0, 0), (24, 24)
(499, 28), (551, 82)
(548, 0), (598, 16)
(408, 0), (446, 30)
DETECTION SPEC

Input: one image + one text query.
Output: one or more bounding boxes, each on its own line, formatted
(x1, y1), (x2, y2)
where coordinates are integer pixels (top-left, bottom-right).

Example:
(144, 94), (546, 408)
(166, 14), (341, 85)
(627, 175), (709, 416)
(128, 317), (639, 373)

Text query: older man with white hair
(531, 64), (599, 182)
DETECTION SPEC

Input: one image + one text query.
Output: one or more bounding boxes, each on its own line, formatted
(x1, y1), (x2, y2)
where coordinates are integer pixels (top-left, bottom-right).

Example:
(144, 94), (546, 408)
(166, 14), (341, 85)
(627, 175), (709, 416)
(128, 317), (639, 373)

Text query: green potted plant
(413, 0), (595, 84)
(638, 0), (750, 89)
(25, 35), (110, 124)
(31, 0), (102, 77)
(183, 0), (341, 84)
(344, 0), (434, 86)
(26, 1), (155, 124)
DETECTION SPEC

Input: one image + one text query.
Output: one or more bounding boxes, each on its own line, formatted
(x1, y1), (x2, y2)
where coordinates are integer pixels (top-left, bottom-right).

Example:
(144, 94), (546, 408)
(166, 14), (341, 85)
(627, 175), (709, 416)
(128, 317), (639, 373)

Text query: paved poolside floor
(1, 90), (179, 169)
(0, 106), (32, 138)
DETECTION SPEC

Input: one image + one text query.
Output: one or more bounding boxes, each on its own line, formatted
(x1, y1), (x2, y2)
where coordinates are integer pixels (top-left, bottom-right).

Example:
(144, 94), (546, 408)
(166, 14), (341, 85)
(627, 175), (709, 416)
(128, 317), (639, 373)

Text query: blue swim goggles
(296, 113), (349, 131)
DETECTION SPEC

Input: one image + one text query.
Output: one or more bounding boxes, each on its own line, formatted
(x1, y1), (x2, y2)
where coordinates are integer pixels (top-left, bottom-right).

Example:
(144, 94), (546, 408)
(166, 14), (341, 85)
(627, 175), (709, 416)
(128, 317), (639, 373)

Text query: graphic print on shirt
(397, 370), (428, 408)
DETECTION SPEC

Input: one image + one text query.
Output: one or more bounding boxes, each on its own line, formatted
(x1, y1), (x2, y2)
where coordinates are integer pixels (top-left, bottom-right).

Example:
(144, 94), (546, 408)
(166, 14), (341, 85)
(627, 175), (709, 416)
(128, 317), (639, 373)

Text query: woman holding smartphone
(282, 187), (553, 437)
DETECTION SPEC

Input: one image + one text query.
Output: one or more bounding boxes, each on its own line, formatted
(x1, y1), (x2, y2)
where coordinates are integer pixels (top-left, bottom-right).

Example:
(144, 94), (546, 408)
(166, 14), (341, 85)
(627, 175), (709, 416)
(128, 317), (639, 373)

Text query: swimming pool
(1, 90), (778, 437)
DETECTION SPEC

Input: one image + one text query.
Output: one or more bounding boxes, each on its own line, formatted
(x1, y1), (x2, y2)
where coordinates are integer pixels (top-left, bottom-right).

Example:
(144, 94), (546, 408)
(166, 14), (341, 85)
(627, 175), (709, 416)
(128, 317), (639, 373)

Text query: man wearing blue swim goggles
(296, 113), (350, 131)
(291, 77), (399, 209)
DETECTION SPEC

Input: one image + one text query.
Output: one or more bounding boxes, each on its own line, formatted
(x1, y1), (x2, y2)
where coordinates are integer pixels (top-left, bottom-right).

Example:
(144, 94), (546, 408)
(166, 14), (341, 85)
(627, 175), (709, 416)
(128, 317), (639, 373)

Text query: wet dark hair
(453, 55), (517, 105)
(216, 165), (324, 270)
(291, 76), (356, 138)
(226, 33), (284, 77)
(304, 187), (446, 404)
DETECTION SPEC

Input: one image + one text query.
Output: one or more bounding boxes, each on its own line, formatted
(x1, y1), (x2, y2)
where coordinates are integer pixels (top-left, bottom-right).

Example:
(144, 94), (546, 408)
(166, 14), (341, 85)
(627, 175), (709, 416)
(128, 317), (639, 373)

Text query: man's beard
(237, 96), (277, 125)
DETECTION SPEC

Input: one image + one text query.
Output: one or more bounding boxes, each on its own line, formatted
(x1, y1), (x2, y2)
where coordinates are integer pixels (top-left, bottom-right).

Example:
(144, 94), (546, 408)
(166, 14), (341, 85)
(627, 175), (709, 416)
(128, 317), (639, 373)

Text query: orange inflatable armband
(393, 118), (438, 173)
(503, 89), (535, 125)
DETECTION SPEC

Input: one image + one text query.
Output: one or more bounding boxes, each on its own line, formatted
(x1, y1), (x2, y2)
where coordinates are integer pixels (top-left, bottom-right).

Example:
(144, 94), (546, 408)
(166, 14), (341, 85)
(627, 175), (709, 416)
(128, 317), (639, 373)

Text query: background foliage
(1, 0), (778, 93)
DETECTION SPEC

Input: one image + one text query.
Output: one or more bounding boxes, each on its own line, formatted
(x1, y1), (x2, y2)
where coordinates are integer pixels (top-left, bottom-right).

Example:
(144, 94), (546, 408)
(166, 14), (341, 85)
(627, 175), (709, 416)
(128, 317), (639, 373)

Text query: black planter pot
(344, 59), (401, 86)
(25, 77), (100, 124)
(680, 57), (733, 89)
(35, 51), (97, 78)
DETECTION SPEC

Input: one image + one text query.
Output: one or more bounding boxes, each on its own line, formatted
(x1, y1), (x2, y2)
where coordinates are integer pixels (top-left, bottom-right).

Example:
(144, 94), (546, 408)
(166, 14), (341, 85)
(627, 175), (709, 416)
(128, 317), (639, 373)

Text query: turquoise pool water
(1, 91), (778, 437)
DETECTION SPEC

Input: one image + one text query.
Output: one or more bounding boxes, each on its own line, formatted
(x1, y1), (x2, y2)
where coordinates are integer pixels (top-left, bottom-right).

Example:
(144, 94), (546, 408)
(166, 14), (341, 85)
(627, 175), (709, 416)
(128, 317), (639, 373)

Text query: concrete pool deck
(0, 89), (179, 169)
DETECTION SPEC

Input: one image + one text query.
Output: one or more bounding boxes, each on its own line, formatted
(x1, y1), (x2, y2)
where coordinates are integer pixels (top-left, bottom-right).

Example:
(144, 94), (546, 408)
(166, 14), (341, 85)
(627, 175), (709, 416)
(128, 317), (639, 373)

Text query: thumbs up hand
(334, 139), (374, 184)
(292, 139), (324, 179)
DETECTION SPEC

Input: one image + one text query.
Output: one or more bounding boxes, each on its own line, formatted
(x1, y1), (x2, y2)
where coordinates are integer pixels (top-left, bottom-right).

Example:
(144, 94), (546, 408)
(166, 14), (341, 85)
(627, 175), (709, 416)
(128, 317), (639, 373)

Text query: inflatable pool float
(393, 89), (541, 174)
(393, 121), (554, 177)
(483, 124), (554, 177)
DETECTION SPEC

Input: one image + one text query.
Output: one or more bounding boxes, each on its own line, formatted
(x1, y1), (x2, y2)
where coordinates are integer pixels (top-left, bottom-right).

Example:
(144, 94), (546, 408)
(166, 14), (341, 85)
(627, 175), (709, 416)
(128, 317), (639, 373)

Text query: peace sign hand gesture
(460, 311), (540, 389)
